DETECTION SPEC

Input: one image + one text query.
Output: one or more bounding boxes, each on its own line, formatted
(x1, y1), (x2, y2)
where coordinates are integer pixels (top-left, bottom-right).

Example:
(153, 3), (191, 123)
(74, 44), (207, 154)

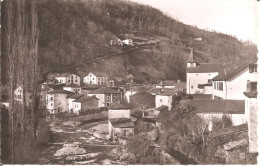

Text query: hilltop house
(108, 102), (134, 138)
(67, 94), (85, 113)
(71, 96), (99, 115)
(55, 73), (81, 86)
(46, 89), (74, 114)
(186, 49), (231, 95)
(63, 84), (82, 94)
(83, 72), (108, 85)
(87, 87), (123, 107)
(155, 90), (178, 111)
(122, 38), (133, 46)
(212, 57), (257, 100)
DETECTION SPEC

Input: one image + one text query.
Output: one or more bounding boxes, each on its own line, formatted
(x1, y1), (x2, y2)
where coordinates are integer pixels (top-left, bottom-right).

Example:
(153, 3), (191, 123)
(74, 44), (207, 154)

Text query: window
(50, 97), (53, 100)
(51, 103), (53, 106)
(196, 74), (198, 76)
(113, 96), (116, 101)
(219, 82), (223, 91)
(249, 64), (257, 73)
(98, 78), (100, 81)
(191, 86), (193, 89)
(116, 96), (119, 100)
(68, 80), (70, 82)
(209, 74), (211, 76)
(93, 78), (94, 80)
(107, 96), (110, 100)
(107, 103), (110, 107)
(75, 79), (77, 82)
(160, 99), (162, 102)
(250, 82), (257, 92)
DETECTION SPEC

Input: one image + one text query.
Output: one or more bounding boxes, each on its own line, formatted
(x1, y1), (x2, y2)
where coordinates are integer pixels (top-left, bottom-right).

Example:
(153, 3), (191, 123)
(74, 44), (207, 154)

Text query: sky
(130, 0), (257, 44)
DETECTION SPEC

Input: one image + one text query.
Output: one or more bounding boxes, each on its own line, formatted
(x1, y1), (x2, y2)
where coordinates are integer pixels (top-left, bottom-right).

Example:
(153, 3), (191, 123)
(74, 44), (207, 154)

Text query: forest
(33, 0), (257, 83)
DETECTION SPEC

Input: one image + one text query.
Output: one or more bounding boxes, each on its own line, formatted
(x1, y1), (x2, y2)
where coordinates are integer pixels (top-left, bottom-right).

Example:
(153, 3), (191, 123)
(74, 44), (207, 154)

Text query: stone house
(87, 87), (123, 107)
(46, 89), (74, 114)
(71, 96), (99, 115)
(108, 102), (134, 138)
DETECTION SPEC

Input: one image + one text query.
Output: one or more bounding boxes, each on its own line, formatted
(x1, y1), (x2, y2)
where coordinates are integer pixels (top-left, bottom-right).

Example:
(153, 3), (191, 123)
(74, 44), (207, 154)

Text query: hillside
(35, 0), (257, 84)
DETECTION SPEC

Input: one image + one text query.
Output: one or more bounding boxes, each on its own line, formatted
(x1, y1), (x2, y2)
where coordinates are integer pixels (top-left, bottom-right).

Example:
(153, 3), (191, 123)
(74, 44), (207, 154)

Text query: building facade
(83, 72), (108, 85)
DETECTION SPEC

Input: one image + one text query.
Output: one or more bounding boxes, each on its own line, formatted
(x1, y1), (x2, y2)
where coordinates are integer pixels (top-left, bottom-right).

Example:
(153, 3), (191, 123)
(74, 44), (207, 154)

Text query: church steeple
(187, 48), (197, 67)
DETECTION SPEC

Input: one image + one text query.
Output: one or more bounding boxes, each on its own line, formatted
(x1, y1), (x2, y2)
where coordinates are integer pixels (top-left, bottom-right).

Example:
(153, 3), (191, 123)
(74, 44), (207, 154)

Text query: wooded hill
(35, 0), (257, 84)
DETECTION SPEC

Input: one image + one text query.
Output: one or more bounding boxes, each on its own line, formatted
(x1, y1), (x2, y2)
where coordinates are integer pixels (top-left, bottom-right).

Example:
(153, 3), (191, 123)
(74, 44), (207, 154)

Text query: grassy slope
(36, 0), (257, 83)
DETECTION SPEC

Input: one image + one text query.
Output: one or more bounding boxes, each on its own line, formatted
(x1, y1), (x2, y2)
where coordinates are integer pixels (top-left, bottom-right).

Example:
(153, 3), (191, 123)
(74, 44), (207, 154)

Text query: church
(186, 49), (231, 95)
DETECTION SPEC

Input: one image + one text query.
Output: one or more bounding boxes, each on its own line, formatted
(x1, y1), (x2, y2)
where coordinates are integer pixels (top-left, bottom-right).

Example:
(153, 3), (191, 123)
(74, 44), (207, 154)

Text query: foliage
(211, 114), (233, 131)
(158, 106), (213, 163)
(126, 133), (165, 164)
(32, 0), (257, 83)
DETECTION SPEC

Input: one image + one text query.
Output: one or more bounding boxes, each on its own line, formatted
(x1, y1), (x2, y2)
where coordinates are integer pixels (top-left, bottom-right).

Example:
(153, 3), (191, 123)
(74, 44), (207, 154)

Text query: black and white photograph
(0, 0), (259, 164)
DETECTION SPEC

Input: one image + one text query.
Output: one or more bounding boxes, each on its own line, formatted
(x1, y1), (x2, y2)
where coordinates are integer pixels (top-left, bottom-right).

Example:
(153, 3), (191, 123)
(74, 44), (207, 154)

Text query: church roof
(186, 62), (232, 73)
(187, 49), (196, 63)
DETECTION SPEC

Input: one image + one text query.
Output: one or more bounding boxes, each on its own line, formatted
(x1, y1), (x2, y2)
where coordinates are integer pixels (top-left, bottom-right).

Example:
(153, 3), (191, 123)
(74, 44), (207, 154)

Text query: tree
(2, 0), (39, 163)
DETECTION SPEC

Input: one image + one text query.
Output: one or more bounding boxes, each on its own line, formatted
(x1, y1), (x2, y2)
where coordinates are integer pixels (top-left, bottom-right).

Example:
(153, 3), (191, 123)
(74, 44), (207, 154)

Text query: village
(0, 48), (256, 164)
(0, 0), (258, 164)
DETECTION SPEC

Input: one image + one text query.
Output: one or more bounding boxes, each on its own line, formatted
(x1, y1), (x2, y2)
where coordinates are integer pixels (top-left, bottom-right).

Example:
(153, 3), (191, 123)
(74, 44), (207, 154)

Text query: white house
(212, 57), (257, 100)
(14, 85), (23, 102)
(122, 38), (133, 46)
(180, 99), (246, 131)
(55, 73), (81, 85)
(67, 94), (85, 113)
(155, 90), (178, 111)
(83, 72), (108, 85)
(46, 89), (74, 114)
(63, 84), (82, 94)
(186, 49), (231, 95)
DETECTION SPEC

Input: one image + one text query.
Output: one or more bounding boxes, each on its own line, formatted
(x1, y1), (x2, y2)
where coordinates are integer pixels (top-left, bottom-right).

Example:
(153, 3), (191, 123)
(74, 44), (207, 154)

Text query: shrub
(36, 119), (53, 145)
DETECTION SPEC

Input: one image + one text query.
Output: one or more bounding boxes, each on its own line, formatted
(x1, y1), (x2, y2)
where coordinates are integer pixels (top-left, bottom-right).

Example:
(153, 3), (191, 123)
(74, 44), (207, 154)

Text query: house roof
(223, 139), (248, 151)
(147, 87), (161, 94)
(127, 86), (153, 92)
(73, 96), (99, 103)
(108, 101), (131, 110)
(180, 99), (245, 114)
(47, 89), (74, 94)
(208, 123), (248, 138)
(56, 73), (74, 77)
(67, 94), (85, 99)
(88, 87), (122, 94)
(110, 118), (134, 128)
(81, 84), (102, 90)
(213, 57), (257, 81)
(155, 105), (168, 111)
(63, 83), (81, 88)
(156, 90), (178, 96)
(87, 72), (107, 77)
(175, 82), (186, 90)
(187, 49), (196, 63)
(186, 62), (232, 73)
(130, 92), (155, 108)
